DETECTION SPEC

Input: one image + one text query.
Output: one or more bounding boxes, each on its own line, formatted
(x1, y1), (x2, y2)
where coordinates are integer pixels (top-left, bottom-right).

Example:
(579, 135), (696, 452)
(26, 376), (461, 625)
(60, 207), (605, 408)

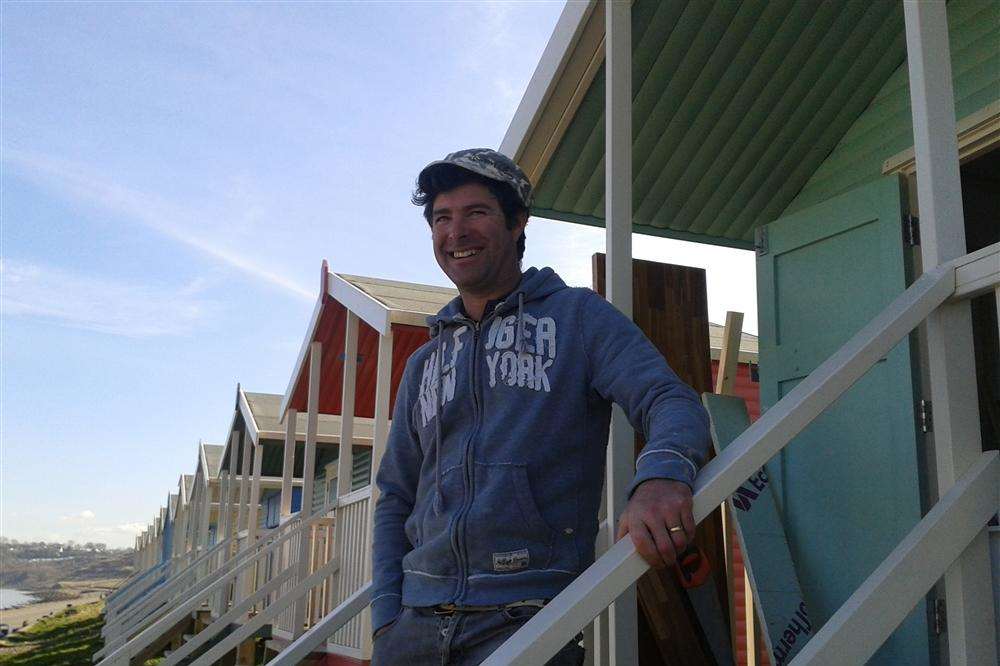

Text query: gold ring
(668, 525), (684, 533)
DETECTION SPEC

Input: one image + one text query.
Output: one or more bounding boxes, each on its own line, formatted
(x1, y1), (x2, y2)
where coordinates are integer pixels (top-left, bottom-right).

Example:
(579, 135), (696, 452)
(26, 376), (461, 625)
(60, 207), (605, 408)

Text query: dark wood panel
(594, 253), (728, 666)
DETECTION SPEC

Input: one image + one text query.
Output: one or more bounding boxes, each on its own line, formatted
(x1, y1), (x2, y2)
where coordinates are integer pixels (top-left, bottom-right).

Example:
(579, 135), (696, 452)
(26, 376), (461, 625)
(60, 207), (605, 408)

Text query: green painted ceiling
(532, 0), (909, 248)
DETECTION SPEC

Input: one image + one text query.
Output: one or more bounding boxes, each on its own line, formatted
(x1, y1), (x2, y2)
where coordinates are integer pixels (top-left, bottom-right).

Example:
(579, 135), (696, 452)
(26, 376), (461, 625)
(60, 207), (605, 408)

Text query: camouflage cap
(417, 148), (532, 208)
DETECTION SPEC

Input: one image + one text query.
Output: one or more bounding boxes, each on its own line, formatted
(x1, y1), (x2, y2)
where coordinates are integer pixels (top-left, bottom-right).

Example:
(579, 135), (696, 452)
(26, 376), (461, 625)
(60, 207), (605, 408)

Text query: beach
(0, 580), (119, 633)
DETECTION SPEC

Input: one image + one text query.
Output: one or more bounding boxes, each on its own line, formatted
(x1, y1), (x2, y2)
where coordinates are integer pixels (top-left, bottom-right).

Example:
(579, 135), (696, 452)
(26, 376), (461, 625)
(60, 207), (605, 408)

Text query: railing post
(333, 312), (360, 619)
(605, 1), (637, 664)
(361, 327), (394, 657)
(903, 1), (997, 663)
(281, 409), (298, 518)
(245, 440), (264, 600)
(198, 480), (211, 577)
(237, 430), (253, 534)
(293, 340), (322, 639)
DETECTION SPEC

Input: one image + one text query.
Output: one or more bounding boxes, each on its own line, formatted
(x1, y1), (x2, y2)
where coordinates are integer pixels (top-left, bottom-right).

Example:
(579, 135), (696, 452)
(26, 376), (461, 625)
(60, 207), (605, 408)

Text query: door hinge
(919, 399), (933, 433)
(903, 215), (920, 247)
(755, 226), (769, 256)
(933, 598), (946, 636)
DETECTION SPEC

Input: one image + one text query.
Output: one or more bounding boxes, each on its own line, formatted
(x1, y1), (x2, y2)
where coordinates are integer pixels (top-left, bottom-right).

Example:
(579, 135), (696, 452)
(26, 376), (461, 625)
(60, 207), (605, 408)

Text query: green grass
(0, 602), (105, 665)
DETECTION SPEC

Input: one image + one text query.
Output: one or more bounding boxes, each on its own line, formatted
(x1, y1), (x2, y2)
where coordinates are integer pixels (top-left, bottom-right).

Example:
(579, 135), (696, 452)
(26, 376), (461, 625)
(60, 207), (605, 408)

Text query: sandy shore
(0, 592), (106, 630)
(0, 580), (121, 632)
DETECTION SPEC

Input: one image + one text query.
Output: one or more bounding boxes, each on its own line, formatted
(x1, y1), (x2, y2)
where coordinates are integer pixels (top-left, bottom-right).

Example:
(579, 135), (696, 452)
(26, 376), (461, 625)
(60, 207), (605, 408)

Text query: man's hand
(616, 478), (695, 569)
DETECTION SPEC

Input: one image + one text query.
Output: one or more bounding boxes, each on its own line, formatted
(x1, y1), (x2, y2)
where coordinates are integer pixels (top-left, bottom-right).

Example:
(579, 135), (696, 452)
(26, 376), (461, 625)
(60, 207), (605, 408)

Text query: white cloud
(93, 522), (145, 537)
(2, 150), (313, 301)
(2, 259), (214, 337)
(60, 509), (96, 521)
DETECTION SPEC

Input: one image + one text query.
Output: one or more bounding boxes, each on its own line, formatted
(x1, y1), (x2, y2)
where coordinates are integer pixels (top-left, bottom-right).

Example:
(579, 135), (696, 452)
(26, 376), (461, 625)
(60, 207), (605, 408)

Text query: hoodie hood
(427, 267), (567, 332)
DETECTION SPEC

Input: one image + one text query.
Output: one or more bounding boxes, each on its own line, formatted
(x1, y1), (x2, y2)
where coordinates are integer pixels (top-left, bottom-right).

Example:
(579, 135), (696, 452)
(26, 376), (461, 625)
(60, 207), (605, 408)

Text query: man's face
(431, 181), (525, 295)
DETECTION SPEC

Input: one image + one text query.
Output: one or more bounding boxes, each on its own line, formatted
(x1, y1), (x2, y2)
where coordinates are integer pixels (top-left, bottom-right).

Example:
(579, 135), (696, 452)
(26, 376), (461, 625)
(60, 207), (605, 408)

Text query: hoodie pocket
(465, 462), (556, 575)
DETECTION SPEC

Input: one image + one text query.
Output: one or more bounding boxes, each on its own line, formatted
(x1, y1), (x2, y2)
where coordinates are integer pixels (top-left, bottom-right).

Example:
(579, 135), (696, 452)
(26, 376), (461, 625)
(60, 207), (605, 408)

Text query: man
(371, 148), (710, 665)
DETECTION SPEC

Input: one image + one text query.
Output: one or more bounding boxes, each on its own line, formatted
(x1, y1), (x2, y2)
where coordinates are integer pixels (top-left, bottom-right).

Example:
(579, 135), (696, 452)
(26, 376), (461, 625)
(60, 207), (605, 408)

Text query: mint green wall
(784, 0), (999, 216)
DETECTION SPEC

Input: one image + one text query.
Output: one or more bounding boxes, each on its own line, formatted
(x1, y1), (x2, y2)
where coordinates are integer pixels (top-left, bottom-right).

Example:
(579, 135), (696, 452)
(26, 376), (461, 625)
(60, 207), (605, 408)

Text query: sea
(0, 588), (39, 610)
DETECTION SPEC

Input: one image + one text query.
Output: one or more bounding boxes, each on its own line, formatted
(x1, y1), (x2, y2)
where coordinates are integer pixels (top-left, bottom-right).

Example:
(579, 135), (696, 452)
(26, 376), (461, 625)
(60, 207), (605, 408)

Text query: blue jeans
(371, 606), (585, 666)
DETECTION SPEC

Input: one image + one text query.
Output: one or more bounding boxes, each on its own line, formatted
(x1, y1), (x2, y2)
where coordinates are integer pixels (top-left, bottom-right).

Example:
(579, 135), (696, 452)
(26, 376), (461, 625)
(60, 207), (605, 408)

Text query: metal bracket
(754, 227), (769, 256)
(919, 399), (933, 433)
(902, 214), (921, 247)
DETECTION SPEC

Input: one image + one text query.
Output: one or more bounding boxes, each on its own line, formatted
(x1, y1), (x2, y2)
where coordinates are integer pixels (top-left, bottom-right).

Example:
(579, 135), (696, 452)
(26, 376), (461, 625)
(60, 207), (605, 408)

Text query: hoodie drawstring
(433, 321), (445, 514)
(432, 292), (525, 514)
(515, 292), (525, 355)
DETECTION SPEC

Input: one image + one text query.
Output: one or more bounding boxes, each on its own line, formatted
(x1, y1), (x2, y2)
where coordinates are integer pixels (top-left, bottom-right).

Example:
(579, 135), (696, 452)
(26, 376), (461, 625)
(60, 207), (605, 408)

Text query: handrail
(104, 560), (170, 616)
(190, 554), (343, 665)
(269, 583), (372, 665)
(98, 509), (331, 665)
(103, 544), (235, 645)
(110, 515), (291, 637)
(485, 263), (959, 665)
(161, 562), (298, 665)
(106, 536), (236, 633)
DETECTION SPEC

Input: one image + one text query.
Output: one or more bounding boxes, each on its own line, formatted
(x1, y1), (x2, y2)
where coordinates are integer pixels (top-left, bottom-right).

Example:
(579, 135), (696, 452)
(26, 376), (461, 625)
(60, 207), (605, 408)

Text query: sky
(1, 1), (756, 549)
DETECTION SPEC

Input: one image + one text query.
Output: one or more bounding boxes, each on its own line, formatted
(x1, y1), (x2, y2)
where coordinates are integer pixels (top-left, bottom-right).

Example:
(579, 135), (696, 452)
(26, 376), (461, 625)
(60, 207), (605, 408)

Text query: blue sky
(2, 1), (756, 548)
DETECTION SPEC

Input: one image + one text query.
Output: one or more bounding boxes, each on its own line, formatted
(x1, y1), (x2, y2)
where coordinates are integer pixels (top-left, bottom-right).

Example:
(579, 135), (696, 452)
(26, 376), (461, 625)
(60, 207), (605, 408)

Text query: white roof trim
(198, 440), (210, 483)
(329, 272), (391, 335)
(499, 0), (596, 160)
(238, 386), (260, 444)
(279, 288), (327, 420)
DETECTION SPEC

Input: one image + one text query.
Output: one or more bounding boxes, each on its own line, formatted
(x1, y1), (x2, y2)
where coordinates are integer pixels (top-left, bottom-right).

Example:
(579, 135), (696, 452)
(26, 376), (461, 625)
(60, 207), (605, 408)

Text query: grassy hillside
(0, 601), (104, 665)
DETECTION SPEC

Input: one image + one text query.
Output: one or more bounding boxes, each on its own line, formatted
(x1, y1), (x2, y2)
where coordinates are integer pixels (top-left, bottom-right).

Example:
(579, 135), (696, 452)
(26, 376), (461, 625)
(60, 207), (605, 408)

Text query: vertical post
(332, 312), (359, 622)
(715, 311), (744, 659)
(237, 430), (253, 534)
(281, 409), (298, 518)
(361, 328), (394, 658)
(605, 1), (637, 664)
(220, 470), (229, 549)
(217, 433), (238, 615)
(198, 478), (211, 552)
(903, 2), (996, 663)
(247, 442), (264, 543)
(337, 312), (359, 500)
(245, 440), (264, 600)
(293, 340), (322, 639)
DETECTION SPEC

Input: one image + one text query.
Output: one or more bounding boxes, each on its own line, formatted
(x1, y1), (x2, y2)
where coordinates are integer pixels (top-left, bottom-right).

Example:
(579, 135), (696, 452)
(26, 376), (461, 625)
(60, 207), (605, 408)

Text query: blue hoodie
(371, 267), (710, 632)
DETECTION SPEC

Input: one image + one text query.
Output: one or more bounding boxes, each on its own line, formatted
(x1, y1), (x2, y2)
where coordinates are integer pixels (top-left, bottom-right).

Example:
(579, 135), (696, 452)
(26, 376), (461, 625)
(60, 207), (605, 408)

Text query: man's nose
(447, 215), (472, 240)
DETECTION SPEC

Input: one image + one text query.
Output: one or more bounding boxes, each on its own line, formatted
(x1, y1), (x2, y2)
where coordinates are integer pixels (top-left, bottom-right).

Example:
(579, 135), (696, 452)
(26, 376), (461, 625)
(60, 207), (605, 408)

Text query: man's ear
(513, 210), (528, 237)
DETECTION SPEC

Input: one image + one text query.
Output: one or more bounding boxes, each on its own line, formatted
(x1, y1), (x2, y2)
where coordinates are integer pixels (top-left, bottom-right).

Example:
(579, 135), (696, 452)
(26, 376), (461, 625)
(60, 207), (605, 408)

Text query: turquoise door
(756, 176), (928, 664)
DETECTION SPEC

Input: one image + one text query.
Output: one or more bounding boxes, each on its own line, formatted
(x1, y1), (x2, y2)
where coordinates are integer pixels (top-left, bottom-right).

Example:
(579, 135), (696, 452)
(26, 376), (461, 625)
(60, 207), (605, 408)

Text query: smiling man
(370, 148), (711, 665)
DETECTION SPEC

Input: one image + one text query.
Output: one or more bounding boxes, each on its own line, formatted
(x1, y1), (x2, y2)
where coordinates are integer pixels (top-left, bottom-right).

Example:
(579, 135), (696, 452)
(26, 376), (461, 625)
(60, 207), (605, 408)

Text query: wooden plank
(715, 311), (744, 395)
(594, 253), (724, 665)
(704, 394), (810, 666)
(713, 309), (744, 665)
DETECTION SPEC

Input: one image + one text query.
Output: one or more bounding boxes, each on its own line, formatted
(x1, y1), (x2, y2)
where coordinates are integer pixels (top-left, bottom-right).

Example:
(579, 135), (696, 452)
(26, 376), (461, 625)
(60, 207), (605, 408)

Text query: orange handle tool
(673, 545), (711, 588)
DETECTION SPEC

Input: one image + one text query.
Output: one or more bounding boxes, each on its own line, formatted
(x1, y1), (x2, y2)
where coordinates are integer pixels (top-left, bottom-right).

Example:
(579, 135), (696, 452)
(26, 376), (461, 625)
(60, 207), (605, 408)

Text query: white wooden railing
(96, 510), (330, 665)
(103, 537), (231, 638)
(482, 246), (999, 665)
